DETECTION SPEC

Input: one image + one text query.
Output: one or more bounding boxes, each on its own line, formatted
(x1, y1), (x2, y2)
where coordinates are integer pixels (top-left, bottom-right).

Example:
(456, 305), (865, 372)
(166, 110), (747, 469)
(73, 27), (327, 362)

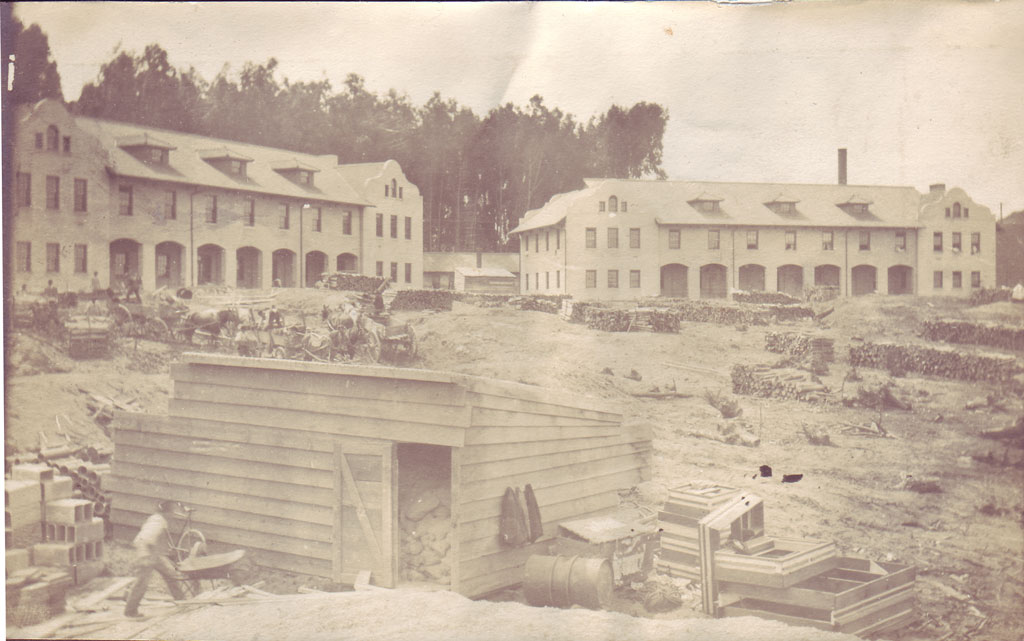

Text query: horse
(180, 307), (240, 344)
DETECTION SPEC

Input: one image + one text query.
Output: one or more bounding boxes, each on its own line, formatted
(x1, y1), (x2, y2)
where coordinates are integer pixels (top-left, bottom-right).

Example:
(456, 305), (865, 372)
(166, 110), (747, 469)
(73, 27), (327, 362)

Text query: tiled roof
(73, 116), (371, 206)
(512, 179), (925, 233)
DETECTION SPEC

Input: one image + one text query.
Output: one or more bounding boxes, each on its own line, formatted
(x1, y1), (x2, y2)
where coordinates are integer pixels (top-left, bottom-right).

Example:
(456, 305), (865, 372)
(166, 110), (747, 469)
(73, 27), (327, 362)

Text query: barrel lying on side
(523, 555), (613, 610)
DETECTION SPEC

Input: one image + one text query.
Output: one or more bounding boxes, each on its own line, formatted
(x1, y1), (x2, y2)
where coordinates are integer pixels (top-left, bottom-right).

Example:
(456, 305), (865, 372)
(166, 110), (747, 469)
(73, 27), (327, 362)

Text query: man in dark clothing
(126, 271), (142, 303)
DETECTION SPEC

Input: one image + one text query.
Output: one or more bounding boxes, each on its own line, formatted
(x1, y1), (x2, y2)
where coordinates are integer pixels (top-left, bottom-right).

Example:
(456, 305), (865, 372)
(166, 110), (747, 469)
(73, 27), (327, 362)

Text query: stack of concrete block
(6, 477), (45, 548)
(34, 498), (106, 585)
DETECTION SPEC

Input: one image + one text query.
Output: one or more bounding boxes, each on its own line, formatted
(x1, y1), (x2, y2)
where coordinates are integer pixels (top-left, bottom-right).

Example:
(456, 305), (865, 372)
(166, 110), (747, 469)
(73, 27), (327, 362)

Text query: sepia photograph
(3, 1), (1023, 639)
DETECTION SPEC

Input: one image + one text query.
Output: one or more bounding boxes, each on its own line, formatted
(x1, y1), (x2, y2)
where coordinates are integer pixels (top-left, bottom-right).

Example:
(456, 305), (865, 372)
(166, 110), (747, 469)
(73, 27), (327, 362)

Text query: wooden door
(333, 440), (396, 587)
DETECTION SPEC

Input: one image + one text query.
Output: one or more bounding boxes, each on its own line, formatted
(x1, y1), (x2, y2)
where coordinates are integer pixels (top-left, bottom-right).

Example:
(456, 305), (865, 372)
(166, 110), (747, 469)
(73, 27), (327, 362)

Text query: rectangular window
(971, 271), (981, 288)
(390, 214), (398, 238)
(859, 231), (871, 251)
(933, 232), (943, 252)
(822, 231), (834, 251)
(585, 269), (597, 288)
(279, 203), (290, 229)
(785, 230), (797, 250)
(586, 228), (597, 249)
(375, 261), (383, 277)
(621, 201), (628, 212)
(376, 213), (384, 237)
(311, 208), (322, 232)
(165, 190), (178, 220)
(73, 179), (87, 212)
(205, 195), (218, 223)
(629, 228), (641, 249)
(608, 228), (619, 249)
(390, 262), (398, 283)
(343, 211), (353, 235)
(630, 270), (641, 288)
(971, 232), (980, 255)
(545, 272), (550, 289)
(229, 159), (244, 176)
(534, 234), (539, 253)
(895, 231), (906, 251)
(964, 208), (969, 219)
(746, 230), (758, 250)
(952, 271), (962, 289)
(399, 187), (403, 199)
(74, 244), (87, 273)
(535, 273), (539, 290)
(545, 232), (550, 251)
(119, 185), (133, 215)
(933, 271), (943, 289)
(405, 217), (412, 240)
(244, 197), (255, 226)
(17, 172), (31, 207)
(599, 201), (606, 212)
(669, 229), (680, 250)
(945, 207), (951, 218)
(46, 243), (60, 273)
(708, 230), (720, 250)
(384, 185), (390, 198)
(952, 232), (962, 252)
(46, 176), (60, 209)
(17, 241), (31, 272)
(608, 270), (619, 288)
(63, 136), (71, 153)
(405, 263), (412, 283)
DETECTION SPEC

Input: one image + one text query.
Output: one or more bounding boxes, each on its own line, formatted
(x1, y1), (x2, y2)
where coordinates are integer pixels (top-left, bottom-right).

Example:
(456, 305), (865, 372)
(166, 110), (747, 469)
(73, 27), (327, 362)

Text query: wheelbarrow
(175, 549), (248, 596)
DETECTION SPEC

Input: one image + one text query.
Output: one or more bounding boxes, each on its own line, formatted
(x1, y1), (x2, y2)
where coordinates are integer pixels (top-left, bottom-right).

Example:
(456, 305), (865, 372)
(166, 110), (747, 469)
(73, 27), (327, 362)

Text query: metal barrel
(523, 555), (613, 610)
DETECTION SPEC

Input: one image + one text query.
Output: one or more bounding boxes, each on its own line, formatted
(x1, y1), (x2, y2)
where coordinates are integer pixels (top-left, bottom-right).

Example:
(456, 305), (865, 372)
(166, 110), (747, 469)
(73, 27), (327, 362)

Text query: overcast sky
(13, 1), (1024, 214)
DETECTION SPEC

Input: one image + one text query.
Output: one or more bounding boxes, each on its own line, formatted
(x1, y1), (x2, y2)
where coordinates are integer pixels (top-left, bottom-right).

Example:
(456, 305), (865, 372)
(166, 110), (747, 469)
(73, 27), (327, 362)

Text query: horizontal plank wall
(455, 390), (650, 598)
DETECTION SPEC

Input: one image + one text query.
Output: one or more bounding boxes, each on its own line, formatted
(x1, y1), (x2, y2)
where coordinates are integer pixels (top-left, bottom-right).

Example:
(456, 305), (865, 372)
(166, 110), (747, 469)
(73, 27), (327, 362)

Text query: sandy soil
(5, 292), (1023, 640)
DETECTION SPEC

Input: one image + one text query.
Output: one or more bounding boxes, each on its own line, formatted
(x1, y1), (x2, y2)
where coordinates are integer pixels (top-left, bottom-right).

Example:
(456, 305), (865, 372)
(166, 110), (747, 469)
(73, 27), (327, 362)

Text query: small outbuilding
(109, 354), (651, 597)
(453, 267), (519, 294)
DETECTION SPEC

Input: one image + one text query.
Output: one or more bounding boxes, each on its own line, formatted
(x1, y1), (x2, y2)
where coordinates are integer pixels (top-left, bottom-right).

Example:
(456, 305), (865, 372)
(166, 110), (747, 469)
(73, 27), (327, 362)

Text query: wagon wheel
(145, 317), (170, 342)
(177, 529), (207, 596)
(355, 330), (382, 364)
(112, 304), (132, 327)
(272, 345), (289, 360)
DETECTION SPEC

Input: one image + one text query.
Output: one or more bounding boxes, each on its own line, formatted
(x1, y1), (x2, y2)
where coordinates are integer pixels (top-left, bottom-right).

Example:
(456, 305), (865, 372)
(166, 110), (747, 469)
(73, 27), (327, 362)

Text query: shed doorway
(397, 443), (453, 587)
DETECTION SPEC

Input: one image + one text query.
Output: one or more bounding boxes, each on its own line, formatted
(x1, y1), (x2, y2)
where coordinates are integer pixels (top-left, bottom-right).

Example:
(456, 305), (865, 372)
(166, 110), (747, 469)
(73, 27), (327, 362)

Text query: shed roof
(455, 267), (516, 278)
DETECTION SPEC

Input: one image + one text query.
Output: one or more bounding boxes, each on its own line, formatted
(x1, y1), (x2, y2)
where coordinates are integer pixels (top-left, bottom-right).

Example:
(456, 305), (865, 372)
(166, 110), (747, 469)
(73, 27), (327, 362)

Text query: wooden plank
(332, 446), (344, 583)
(457, 538), (552, 593)
(463, 425), (623, 446)
(175, 381), (473, 429)
(465, 391), (621, 423)
(458, 490), (618, 544)
(113, 444), (333, 489)
(470, 407), (618, 428)
(658, 511), (700, 528)
(719, 580), (838, 611)
(459, 451), (649, 503)
(72, 577), (136, 611)
(338, 448), (382, 562)
(459, 466), (645, 522)
(115, 429), (336, 472)
(460, 433), (637, 465)
(110, 457), (330, 498)
(449, 446), (462, 594)
(179, 354), (459, 386)
(170, 399), (466, 448)
(833, 564), (915, 610)
(171, 361), (466, 407)
(721, 600), (834, 632)
(460, 442), (650, 483)
(833, 583), (916, 627)
(451, 373), (622, 416)
(117, 412), (334, 453)
(844, 605), (916, 637)
(379, 443), (395, 589)
(716, 555), (840, 590)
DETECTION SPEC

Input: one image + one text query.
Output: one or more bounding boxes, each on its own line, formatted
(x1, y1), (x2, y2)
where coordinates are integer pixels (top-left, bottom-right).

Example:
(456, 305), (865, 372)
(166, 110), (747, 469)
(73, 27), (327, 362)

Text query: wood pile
(921, 320), (1024, 352)
(391, 289), (454, 311)
(968, 287), (1012, 306)
(764, 333), (834, 370)
(318, 272), (388, 293)
(848, 342), (1023, 384)
(399, 485), (453, 585)
(731, 364), (830, 403)
(509, 296), (561, 314)
(732, 291), (802, 305)
(583, 308), (680, 333)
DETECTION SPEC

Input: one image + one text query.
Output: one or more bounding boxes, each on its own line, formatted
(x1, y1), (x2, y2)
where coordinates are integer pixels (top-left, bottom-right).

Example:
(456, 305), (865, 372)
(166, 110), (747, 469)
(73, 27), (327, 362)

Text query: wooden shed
(108, 354), (651, 597)
(453, 267), (519, 294)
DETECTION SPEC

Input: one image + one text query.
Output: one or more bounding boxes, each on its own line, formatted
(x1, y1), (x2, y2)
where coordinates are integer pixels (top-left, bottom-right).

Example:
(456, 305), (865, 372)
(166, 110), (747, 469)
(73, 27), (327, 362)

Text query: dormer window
(952, 203), (962, 218)
(229, 159), (245, 177)
(690, 192), (724, 214)
(199, 147), (254, 179)
(46, 125), (59, 151)
(837, 195), (872, 216)
(391, 178), (398, 198)
(608, 196), (618, 213)
(766, 201), (797, 215)
(118, 133), (175, 166)
(271, 159), (319, 187)
(148, 148), (167, 164)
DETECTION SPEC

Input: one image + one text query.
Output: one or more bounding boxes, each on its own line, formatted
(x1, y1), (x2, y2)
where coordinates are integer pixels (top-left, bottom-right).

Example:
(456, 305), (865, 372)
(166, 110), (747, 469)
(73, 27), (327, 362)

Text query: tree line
(6, 18), (668, 252)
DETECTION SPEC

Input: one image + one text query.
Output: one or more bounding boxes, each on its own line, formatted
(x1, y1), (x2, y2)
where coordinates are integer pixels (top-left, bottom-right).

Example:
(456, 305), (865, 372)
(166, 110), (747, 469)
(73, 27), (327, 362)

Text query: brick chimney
(838, 148), (847, 185)
(929, 183), (945, 195)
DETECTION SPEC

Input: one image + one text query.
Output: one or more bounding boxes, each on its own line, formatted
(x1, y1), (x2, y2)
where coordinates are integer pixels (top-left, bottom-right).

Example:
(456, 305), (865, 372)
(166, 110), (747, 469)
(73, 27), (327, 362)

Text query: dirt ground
(4, 290), (1023, 640)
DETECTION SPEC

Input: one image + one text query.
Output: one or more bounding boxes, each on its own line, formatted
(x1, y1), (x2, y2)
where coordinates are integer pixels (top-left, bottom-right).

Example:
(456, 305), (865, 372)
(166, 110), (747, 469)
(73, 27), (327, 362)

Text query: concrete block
(5, 479), (42, 508)
(41, 477), (74, 503)
(45, 517), (105, 544)
(11, 464), (54, 483)
(5, 503), (43, 531)
(32, 542), (76, 567)
(6, 522), (44, 549)
(44, 498), (93, 524)
(6, 548), (31, 574)
(73, 559), (106, 586)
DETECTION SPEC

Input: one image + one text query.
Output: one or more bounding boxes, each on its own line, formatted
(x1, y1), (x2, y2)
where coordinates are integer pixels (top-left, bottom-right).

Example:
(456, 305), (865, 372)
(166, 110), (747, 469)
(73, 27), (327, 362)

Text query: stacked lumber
(921, 320), (1024, 352)
(65, 316), (111, 359)
(5, 566), (74, 627)
(583, 308), (633, 332)
(399, 484), (453, 585)
(848, 342), (1023, 384)
(582, 308), (681, 333)
(319, 272), (388, 293)
(656, 483), (742, 582)
(391, 289), (454, 311)
(731, 365), (830, 403)
(733, 291), (802, 305)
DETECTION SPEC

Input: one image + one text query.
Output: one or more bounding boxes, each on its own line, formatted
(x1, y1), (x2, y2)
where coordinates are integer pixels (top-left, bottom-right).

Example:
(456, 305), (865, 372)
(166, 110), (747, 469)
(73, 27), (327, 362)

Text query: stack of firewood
(849, 342), (1022, 384)
(921, 320), (1024, 352)
(731, 364), (830, 402)
(391, 290), (454, 311)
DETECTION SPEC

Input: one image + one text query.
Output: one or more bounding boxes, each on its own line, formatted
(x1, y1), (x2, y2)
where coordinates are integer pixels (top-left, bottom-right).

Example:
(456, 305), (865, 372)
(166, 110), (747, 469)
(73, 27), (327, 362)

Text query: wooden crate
(657, 482), (742, 581)
(716, 537), (838, 589)
(721, 556), (916, 636)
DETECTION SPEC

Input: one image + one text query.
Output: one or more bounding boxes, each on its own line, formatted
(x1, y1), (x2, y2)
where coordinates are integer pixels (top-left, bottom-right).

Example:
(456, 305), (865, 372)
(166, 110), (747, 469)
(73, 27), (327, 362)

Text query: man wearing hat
(124, 500), (187, 618)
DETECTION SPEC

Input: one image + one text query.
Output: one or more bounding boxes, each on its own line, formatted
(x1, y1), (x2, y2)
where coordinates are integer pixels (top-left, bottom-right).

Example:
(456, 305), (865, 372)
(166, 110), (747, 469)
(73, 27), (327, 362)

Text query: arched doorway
(237, 247), (262, 289)
(814, 264), (841, 288)
(777, 264), (804, 298)
(887, 265), (914, 295)
(851, 265), (877, 296)
(196, 244), (224, 285)
(700, 264), (728, 299)
(305, 251), (327, 287)
(738, 264), (766, 292)
(337, 253), (358, 272)
(109, 238), (141, 289)
(155, 241), (184, 289)
(660, 264), (688, 298)
(272, 249), (296, 287)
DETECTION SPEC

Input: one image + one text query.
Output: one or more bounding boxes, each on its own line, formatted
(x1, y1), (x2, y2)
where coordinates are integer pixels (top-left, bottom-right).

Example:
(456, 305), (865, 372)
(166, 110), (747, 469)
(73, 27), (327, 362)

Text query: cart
(111, 300), (188, 342)
(176, 549), (248, 596)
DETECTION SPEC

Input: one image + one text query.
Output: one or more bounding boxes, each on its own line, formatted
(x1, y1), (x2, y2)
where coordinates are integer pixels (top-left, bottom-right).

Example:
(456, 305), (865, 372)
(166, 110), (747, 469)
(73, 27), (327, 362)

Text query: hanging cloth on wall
(499, 486), (528, 547)
(523, 483), (543, 542)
